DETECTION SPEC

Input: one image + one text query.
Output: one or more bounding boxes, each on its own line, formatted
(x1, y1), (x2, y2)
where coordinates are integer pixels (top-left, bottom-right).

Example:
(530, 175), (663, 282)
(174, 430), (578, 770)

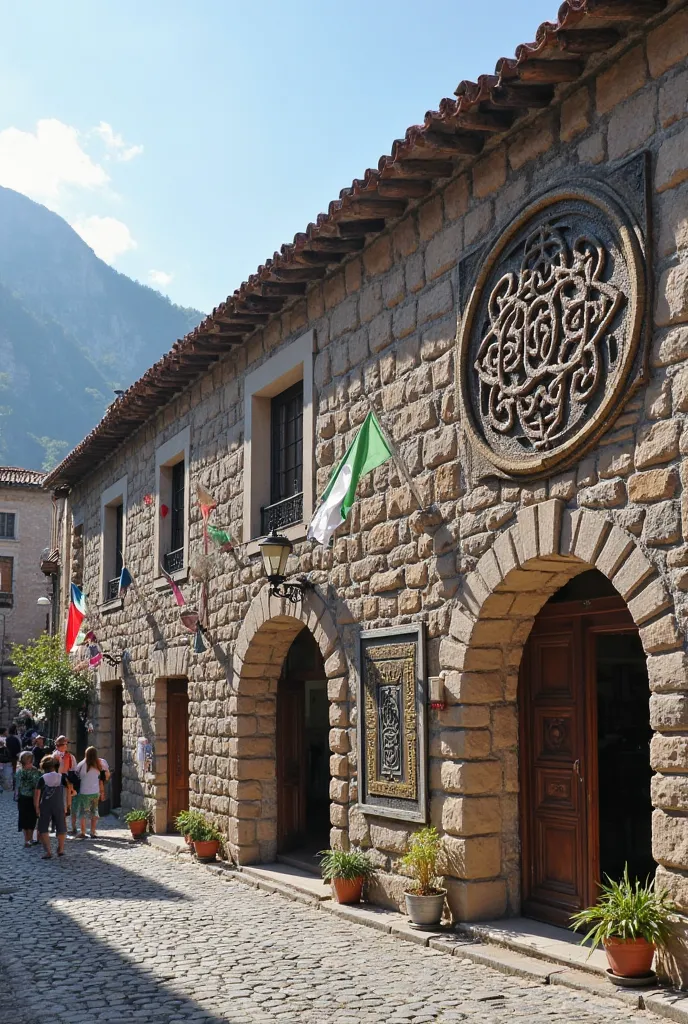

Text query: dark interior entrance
(519, 569), (653, 927)
(167, 679), (189, 832)
(276, 628), (329, 864)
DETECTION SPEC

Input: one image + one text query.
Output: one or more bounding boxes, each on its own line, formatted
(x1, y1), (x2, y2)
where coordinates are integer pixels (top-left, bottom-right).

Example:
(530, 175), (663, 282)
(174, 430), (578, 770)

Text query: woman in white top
(73, 746), (110, 839)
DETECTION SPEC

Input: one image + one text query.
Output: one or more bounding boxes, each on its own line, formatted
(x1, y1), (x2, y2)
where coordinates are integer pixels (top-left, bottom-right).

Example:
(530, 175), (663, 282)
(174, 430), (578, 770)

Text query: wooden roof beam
(271, 266), (328, 281)
(557, 28), (622, 52)
(337, 218), (387, 237)
(515, 59), (585, 84)
(584, 0), (665, 20)
(343, 198), (407, 219)
(292, 250), (345, 266)
(490, 83), (555, 109)
(306, 236), (366, 253)
(393, 159), (455, 178)
(421, 130), (484, 156)
(377, 178), (432, 199)
(453, 110), (514, 132)
(261, 281), (308, 296)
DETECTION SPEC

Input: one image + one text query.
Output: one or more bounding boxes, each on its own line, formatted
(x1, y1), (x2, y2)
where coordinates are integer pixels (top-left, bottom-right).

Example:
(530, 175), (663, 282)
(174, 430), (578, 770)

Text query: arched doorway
(276, 628), (330, 864)
(519, 568), (653, 926)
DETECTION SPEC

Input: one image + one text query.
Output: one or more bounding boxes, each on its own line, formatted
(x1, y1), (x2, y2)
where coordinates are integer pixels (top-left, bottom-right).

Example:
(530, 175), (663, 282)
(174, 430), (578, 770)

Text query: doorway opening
(167, 679), (189, 832)
(276, 628), (330, 870)
(520, 569), (653, 927)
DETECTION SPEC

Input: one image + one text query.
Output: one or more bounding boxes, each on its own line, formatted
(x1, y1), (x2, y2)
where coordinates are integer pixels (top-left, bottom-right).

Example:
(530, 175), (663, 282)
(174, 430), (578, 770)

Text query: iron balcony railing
(163, 547), (185, 574)
(106, 578), (120, 602)
(260, 492), (303, 534)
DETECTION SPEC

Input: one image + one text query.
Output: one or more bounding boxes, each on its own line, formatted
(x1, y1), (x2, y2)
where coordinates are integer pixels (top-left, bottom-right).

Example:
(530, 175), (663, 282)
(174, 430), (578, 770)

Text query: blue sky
(0, 1), (556, 314)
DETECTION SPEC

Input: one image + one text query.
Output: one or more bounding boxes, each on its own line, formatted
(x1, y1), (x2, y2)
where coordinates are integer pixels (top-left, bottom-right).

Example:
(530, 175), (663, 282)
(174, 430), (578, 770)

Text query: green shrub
(175, 809), (205, 835)
(571, 865), (675, 951)
(186, 813), (221, 843)
(319, 848), (375, 882)
(400, 826), (444, 896)
(124, 808), (148, 824)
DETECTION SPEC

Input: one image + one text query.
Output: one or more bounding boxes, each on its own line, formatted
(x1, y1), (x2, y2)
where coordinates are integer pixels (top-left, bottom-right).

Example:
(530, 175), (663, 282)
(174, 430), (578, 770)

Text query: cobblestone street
(0, 796), (658, 1024)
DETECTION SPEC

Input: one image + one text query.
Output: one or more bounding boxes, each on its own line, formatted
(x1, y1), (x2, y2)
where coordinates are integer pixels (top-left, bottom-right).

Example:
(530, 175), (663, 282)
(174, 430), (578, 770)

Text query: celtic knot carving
(458, 182), (646, 477)
(475, 222), (624, 452)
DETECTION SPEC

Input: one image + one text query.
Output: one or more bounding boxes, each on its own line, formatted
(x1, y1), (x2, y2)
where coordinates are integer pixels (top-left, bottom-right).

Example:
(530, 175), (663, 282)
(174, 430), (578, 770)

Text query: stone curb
(145, 839), (688, 1022)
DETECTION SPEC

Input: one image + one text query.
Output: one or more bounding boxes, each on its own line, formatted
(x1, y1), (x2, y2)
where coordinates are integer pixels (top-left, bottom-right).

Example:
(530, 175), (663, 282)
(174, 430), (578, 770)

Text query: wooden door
(112, 685), (123, 810)
(167, 680), (189, 831)
(520, 596), (637, 926)
(277, 676), (306, 852)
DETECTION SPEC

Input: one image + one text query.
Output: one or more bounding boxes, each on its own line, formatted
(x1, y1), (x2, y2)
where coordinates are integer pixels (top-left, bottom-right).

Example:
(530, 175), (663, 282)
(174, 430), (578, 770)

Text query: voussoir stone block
(476, 547), (504, 593)
(595, 525), (634, 580)
(492, 530), (519, 579)
(628, 577), (672, 625)
(517, 504), (538, 562)
(461, 572), (490, 618)
(449, 608), (476, 645)
(573, 511), (610, 564)
(537, 499), (564, 558)
(612, 544), (655, 598)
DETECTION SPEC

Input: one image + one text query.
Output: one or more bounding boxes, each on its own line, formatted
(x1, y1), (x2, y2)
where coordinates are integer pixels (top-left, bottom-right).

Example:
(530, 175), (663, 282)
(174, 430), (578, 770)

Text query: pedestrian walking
(0, 729), (13, 794)
(73, 746), (109, 839)
(6, 725), (21, 785)
(52, 736), (77, 832)
(34, 756), (68, 858)
(31, 735), (48, 767)
(15, 751), (41, 847)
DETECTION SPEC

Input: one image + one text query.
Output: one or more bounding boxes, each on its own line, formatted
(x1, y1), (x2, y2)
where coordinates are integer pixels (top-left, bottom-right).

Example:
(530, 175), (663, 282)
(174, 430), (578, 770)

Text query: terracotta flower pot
(604, 937), (655, 978)
(194, 839), (219, 861)
(128, 819), (146, 838)
(331, 876), (364, 904)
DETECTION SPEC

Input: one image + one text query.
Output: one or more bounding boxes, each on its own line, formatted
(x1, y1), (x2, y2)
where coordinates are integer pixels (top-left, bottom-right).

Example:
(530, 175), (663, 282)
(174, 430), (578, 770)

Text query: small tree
(10, 634), (92, 720)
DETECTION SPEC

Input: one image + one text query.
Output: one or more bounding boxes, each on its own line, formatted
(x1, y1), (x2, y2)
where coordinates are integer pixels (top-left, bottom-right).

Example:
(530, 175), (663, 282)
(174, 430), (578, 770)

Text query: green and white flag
(308, 410), (393, 547)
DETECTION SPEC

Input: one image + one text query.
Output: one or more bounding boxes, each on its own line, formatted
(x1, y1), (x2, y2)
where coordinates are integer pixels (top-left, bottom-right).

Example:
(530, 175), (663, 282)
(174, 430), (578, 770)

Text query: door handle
(573, 759), (584, 784)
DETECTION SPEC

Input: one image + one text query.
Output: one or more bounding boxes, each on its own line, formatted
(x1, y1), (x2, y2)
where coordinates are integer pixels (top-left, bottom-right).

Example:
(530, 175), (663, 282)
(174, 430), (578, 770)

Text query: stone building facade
(46, 0), (688, 968)
(0, 467), (52, 726)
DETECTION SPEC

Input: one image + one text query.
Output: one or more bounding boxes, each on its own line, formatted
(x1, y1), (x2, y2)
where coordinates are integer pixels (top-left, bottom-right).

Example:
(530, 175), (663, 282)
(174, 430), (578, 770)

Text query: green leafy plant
(10, 634), (92, 719)
(175, 809), (205, 835)
(124, 808), (149, 824)
(401, 826), (444, 896)
(571, 866), (675, 951)
(186, 813), (221, 843)
(319, 848), (375, 882)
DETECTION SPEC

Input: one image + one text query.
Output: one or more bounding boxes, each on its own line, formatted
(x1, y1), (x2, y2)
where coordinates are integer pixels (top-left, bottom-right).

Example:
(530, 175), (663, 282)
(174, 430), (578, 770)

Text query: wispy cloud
(92, 121), (143, 163)
(0, 118), (109, 200)
(72, 215), (137, 263)
(148, 269), (173, 289)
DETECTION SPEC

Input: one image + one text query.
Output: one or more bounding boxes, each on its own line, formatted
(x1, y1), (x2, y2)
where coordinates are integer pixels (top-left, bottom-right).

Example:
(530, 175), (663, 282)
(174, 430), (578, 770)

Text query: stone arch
(437, 498), (686, 920)
(229, 585), (349, 865)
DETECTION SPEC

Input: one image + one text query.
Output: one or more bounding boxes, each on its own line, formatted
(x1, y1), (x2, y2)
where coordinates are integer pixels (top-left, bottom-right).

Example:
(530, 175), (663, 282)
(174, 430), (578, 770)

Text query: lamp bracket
(267, 575), (314, 605)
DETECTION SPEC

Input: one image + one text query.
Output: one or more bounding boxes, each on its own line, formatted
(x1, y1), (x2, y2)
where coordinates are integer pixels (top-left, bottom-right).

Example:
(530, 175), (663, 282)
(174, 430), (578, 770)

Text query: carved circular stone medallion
(458, 183), (644, 476)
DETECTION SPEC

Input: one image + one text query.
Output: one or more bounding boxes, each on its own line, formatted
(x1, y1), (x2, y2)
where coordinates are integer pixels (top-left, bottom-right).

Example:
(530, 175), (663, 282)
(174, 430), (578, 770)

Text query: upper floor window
(0, 556), (13, 607)
(0, 513), (15, 540)
(265, 382), (303, 532)
(243, 330), (315, 548)
(100, 476), (127, 606)
(155, 426), (190, 581)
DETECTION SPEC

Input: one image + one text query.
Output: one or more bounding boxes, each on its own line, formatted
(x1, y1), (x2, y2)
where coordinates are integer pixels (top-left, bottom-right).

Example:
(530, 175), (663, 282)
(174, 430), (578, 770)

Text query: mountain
(0, 187), (203, 470)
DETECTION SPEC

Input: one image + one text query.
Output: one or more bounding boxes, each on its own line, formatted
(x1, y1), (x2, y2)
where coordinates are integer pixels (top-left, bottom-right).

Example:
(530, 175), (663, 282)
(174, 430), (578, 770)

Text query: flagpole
(362, 396), (428, 512)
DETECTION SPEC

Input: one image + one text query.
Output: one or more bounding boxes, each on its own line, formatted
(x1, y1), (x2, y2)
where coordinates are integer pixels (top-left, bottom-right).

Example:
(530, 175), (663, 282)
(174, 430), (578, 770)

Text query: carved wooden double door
(519, 596), (642, 926)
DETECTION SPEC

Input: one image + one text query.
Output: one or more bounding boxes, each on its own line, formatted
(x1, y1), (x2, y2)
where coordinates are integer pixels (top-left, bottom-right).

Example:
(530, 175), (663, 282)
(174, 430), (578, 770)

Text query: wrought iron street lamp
(258, 530), (313, 605)
(37, 595), (52, 635)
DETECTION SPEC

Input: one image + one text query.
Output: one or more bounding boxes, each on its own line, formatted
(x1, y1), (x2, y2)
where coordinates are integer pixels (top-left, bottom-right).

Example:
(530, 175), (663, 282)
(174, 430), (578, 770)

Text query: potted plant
(125, 808), (148, 838)
(401, 826), (446, 928)
(186, 812), (222, 860)
(571, 866), (675, 981)
(175, 809), (204, 845)
(319, 848), (375, 904)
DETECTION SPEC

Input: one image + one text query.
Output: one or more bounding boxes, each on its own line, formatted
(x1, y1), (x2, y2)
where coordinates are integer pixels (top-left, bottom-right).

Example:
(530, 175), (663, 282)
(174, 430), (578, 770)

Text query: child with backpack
(33, 756), (69, 858)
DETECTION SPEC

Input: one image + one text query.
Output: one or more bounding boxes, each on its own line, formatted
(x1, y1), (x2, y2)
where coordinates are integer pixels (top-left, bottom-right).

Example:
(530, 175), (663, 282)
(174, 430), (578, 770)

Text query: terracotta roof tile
(0, 466), (46, 488)
(45, 0), (669, 490)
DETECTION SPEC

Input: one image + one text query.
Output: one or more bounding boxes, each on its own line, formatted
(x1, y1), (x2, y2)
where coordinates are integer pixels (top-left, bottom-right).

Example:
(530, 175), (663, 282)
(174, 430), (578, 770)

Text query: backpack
(0, 745), (12, 764)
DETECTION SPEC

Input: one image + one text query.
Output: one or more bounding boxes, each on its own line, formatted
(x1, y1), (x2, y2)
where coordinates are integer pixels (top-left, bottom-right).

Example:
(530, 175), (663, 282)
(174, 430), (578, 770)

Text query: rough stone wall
(0, 485), (52, 726)
(56, 4), (688, 928)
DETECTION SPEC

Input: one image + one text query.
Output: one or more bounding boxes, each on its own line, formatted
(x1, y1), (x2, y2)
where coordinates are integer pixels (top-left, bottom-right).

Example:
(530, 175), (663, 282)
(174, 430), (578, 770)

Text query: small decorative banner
(358, 623), (427, 824)
(160, 504), (169, 518)
(143, 494), (154, 506)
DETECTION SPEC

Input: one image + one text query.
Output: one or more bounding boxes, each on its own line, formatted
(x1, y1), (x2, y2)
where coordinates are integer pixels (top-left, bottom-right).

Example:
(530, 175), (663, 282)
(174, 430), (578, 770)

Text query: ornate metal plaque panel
(358, 624), (427, 823)
(458, 172), (648, 477)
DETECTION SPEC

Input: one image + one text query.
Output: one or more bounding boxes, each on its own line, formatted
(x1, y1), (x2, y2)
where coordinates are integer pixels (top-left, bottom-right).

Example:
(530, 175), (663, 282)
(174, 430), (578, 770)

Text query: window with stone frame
(0, 555), (13, 607)
(0, 512), (16, 539)
(155, 426), (190, 580)
(264, 381), (304, 532)
(100, 477), (127, 605)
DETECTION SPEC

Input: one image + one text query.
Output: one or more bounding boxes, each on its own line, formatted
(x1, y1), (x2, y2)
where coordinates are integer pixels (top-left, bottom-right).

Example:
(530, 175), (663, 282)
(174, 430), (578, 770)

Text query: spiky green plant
(319, 848), (375, 882)
(124, 808), (149, 823)
(400, 826), (444, 896)
(185, 813), (222, 843)
(571, 865), (675, 952)
(175, 809), (206, 835)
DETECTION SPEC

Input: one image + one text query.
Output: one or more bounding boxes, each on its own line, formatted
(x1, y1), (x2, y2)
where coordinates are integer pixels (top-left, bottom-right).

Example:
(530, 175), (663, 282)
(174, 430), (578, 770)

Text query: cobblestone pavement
(0, 795), (658, 1024)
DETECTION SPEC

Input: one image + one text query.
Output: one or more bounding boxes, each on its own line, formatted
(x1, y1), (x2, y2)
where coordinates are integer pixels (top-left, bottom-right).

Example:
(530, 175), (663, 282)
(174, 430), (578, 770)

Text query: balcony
(106, 578), (120, 602)
(0, 592), (13, 608)
(163, 547), (185, 574)
(260, 493), (303, 535)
